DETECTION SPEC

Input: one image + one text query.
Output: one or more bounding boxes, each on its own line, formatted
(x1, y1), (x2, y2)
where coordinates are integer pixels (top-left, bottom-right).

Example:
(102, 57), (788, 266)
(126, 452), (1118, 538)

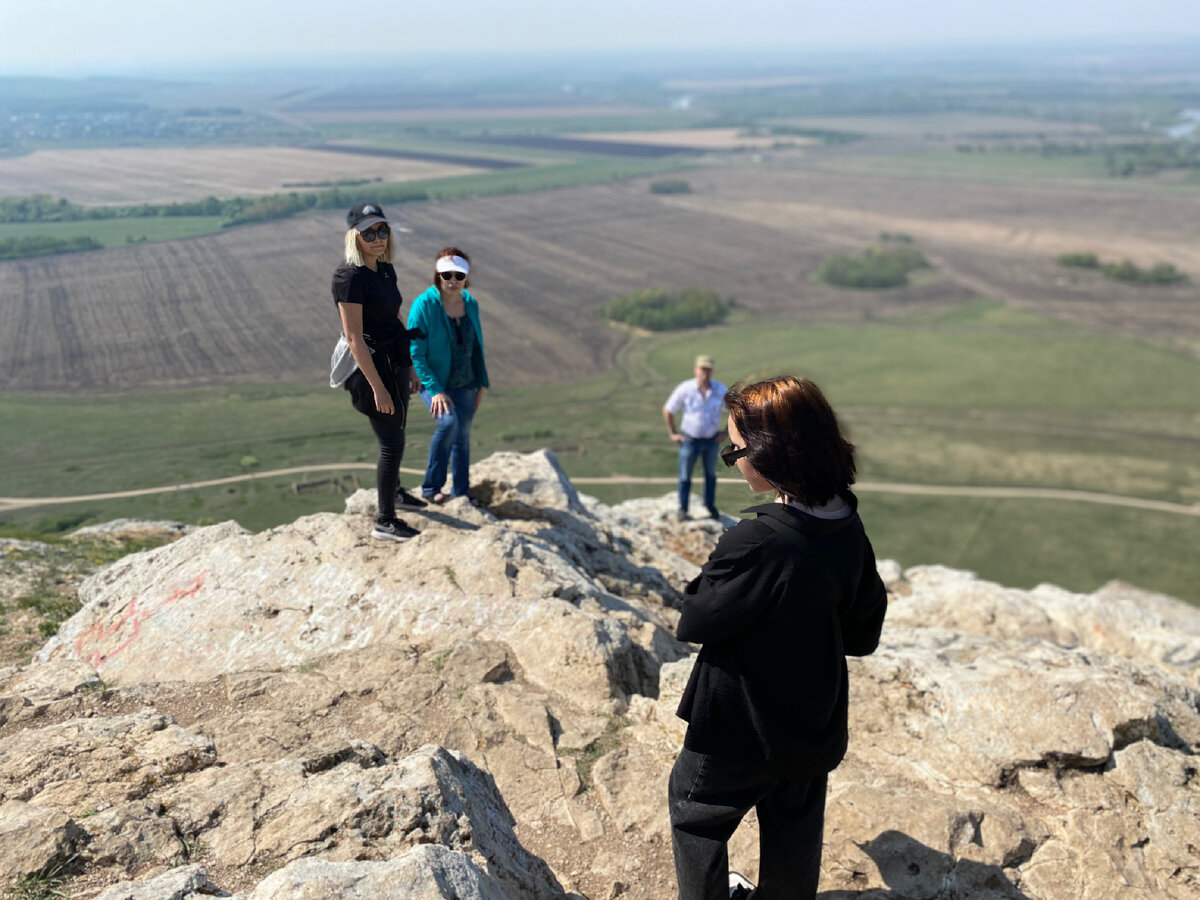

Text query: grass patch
(404, 156), (699, 201)
(570, 717), (629, 788)
(860, 493), (1200, 602)
(2, 856), (75, 900)
(0, 217), (225, 248)
(818, 151), (1200, 193)
(315, 110), (708, 141)
(1, 533), (175, 650)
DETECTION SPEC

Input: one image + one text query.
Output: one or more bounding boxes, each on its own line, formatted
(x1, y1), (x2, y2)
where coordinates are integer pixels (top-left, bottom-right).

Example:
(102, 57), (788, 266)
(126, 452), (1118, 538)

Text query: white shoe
(729, 871), (754, 899)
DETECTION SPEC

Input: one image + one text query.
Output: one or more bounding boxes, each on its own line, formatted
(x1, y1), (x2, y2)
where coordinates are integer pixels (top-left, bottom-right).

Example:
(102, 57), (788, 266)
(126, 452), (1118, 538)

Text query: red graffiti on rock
(74, 572), (208, 671)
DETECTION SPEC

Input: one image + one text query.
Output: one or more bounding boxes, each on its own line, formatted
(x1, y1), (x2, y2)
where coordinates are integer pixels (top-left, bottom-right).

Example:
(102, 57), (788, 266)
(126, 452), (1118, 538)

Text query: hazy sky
(1, 0), (1197, 75)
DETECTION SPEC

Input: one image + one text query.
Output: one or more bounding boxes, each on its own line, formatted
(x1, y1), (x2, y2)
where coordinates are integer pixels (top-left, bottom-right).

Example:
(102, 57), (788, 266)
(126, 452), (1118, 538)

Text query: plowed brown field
(2, 161), (1197, 394)
(0, 147), (480, 205)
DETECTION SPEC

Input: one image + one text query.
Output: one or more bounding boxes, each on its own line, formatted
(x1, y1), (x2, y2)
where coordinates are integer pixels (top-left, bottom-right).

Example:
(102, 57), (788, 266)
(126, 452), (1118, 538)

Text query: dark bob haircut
(724, 374), (856, 506)
(433, 246), (472, 290)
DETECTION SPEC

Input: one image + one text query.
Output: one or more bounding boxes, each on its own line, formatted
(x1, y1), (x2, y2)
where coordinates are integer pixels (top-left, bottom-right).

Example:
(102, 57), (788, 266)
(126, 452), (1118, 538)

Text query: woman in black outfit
(333, 201), (425, 542)
(669, 375), (888, 900)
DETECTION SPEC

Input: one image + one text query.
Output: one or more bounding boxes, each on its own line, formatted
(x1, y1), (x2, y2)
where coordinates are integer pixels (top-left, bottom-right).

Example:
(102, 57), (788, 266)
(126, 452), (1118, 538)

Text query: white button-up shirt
(664, 378), (728, 439)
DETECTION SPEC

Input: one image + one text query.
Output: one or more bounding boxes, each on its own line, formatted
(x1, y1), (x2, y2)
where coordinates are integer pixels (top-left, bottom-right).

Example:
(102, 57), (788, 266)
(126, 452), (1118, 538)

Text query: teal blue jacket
(407, 286), (490, 397)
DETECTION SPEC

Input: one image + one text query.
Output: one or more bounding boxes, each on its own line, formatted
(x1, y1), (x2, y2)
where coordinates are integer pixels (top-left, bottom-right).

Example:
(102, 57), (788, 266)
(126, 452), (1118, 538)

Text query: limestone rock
(70, 518), (192, 540)
(5, 452), (1198, 899)
(0, 711), (218, 811)
(240, 847), (511, 899)
(1, 657), (100, 703)
(889, 565), (1200, 686)
(0, 800), (83, 878)
(90, 864), (224, 900)
(38, 454), (692, 713)
(471, 449), (589, 521)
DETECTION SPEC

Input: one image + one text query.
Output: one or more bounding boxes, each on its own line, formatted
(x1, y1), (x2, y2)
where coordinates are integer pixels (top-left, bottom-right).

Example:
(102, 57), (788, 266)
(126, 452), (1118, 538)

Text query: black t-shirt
(332, 262), (411, 366)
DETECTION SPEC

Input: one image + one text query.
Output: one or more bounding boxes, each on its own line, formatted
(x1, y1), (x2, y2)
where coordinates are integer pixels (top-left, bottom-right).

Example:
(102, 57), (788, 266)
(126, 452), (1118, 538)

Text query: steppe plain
(1, 95), (1198, 606)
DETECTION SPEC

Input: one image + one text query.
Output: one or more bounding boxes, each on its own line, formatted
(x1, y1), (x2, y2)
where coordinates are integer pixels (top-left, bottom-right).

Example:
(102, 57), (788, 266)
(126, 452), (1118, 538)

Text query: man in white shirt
(663, 354), (728, 520)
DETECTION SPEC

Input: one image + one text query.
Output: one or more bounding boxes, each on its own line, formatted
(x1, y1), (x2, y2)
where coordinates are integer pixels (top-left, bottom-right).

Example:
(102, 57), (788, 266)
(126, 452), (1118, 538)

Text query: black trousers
(346, 349), (411, 522)
(669, 747), (827, 900)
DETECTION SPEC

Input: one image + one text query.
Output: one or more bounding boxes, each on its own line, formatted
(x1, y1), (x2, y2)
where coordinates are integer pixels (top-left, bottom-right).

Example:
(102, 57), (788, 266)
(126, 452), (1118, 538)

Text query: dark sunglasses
(360, 226), (390, 242)
(721, 444), (750, 467)
(440, 271), (466, 281)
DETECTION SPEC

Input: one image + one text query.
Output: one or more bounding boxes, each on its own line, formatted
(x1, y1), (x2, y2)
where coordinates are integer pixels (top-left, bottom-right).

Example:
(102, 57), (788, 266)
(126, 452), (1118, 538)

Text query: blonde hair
(344, 227), (395, 266)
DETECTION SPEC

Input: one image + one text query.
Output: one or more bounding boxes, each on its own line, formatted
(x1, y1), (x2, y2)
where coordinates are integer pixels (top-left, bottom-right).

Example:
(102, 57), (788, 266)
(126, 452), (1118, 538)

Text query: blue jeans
(419, 387), (477, 499)
(679, 436), (719, 513)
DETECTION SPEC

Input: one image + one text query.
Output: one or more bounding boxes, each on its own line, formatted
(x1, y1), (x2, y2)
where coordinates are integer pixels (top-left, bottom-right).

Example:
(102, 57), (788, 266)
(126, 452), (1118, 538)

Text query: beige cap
(695, 354), (714, 369)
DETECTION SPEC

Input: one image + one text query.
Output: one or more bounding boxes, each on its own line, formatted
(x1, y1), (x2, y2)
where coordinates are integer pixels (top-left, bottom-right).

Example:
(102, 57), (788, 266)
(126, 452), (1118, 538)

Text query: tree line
(1057, 252), (1187, 285)
(0, 184), (431, 228)
(0, 234), (103, 260)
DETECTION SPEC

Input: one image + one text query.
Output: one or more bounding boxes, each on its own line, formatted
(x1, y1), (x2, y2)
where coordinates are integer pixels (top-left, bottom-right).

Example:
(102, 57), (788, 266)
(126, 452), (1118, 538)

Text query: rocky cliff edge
(1, 450), (1197, 898)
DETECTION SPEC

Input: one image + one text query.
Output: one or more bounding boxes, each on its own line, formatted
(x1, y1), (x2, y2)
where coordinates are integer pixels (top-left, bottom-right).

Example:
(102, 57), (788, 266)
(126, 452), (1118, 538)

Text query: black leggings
(354, 360), (411, 522)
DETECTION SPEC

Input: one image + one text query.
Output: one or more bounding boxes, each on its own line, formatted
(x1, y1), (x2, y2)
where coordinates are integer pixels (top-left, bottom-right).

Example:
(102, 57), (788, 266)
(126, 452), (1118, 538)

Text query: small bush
(598, 287), (731, 331)
(1057, 252), (1100, 269)
(817, 246), (929, 290)
(649, 179), (692, 195)
(1102, 259), (1187, 285)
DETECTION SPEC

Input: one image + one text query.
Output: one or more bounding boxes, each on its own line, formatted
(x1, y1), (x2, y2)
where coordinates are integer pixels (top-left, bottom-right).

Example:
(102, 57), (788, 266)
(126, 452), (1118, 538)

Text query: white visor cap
(435, 255), (470, 275)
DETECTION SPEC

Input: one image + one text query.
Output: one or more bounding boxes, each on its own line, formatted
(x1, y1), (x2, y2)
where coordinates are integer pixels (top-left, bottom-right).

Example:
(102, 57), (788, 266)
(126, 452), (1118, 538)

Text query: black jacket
(675, 496), (887, 771)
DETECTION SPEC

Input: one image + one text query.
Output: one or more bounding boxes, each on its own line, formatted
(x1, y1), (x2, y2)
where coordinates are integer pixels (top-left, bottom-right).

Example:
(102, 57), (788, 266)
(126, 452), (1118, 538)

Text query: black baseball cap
(347, 202), (388, 232)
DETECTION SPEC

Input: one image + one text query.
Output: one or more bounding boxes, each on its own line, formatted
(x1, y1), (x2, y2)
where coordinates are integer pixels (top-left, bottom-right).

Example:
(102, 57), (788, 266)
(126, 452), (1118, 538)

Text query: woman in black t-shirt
(333, 201), (425, 542)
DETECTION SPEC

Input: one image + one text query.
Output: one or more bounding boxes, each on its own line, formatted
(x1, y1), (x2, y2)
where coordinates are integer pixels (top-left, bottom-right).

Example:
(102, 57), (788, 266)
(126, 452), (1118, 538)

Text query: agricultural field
(1, 300), (1198, 601)
(0, 146), (484, 205)
(562, 128), (796, 150)
(3, 54), (1199, 607)
(4, 155), (1197, 395)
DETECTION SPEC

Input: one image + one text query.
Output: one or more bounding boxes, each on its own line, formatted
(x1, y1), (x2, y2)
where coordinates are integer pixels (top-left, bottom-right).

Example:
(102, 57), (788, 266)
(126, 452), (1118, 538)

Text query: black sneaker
(372, 517), (419, 542)
(729, 871), (754, 899)
(396, 488), (428, 509)
(707, 506), (721, 520)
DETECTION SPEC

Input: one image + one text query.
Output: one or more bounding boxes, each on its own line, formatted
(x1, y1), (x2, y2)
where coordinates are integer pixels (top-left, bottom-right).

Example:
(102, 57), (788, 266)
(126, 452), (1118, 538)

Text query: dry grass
(0, 147), (481, 205)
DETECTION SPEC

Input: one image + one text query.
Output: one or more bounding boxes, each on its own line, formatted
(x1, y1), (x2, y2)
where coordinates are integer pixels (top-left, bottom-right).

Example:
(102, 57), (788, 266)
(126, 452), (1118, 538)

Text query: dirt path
(1, 466), (1196, 517)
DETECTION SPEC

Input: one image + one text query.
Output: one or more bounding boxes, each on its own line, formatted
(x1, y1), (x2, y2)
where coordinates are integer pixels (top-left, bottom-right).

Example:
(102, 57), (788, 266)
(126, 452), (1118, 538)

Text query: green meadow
(2, 299), (1197, 602)
(0, 216), (225, 247)
(817, 152), (1200, 193)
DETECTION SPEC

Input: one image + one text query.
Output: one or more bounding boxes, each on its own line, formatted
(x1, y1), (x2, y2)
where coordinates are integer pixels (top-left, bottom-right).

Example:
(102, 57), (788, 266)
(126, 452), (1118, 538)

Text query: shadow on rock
(818, 830), (1032, 899)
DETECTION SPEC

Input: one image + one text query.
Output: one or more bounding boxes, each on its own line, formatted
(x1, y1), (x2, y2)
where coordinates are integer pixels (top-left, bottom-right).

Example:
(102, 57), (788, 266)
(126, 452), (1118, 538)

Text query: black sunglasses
(360, 225), (390, 242)
(440, 271), (466, 282)
(720, 444), (750, 467)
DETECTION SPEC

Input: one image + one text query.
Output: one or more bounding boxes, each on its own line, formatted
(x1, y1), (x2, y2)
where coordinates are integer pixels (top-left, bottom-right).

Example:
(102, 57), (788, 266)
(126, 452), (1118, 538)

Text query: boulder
(90, 864), (224, 900)
(239, 847), (509, 900)
(0, 800), (83, 879)
(38, 454), (693, 713)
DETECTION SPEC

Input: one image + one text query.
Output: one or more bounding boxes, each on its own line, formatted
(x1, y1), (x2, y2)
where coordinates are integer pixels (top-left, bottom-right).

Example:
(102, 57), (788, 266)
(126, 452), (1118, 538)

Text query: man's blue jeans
(679, 435), (719, 513)
(419, 387), (477, 499)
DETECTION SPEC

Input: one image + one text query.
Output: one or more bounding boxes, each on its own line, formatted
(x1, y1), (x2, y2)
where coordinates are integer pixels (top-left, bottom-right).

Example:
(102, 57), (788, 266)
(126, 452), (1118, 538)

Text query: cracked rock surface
(2, 451), (1198, 898)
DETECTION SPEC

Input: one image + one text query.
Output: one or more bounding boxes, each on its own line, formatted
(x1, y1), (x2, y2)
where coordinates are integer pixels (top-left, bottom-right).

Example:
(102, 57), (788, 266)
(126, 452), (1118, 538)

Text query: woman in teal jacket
(407, 247), (490, 503)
